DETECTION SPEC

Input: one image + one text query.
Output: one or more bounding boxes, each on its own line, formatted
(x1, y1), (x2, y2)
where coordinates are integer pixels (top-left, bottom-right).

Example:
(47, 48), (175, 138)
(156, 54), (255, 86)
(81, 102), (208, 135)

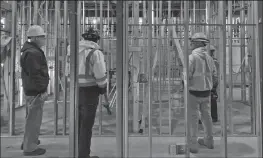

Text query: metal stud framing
(1, 1), (263, 158)
(68, 1), (79, 157)
(218, 1), (228, 157)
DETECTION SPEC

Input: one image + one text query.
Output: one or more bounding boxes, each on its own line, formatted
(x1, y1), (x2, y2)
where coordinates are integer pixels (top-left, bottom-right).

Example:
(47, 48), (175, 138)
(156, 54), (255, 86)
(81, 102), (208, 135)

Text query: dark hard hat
(82, 27), (100, 40)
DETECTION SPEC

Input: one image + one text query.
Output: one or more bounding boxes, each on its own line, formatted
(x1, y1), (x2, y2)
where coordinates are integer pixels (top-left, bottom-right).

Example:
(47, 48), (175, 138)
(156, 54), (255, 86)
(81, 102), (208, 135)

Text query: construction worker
(208, 44), (219, 122)
(187, 32), (218, 153)
(20, 25), (49, 156)
(66, 27), (108, 158)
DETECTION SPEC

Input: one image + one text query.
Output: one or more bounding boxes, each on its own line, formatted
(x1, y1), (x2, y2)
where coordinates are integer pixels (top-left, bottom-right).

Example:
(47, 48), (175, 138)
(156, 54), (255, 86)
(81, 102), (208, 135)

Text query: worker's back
(65, 40), (107, 88)
(189, 47), (216, 92)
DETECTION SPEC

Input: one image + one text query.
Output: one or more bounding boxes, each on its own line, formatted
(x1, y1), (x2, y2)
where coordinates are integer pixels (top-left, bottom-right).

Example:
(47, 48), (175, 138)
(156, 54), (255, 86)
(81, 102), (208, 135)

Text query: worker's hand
(103, 102), (112, 115)
(40, 92), (48, 101)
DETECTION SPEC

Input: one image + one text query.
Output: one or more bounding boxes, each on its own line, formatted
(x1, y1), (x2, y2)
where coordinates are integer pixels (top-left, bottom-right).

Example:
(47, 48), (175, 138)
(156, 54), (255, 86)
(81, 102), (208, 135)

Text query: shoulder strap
(86, 48), (97, 63)
(85, 48), (98, 78)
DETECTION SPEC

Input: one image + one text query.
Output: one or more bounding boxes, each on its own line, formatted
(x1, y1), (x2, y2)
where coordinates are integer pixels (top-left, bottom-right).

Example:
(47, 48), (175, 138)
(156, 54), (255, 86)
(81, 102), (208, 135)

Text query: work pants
(23, 94), (45, 152)
(189, 93), (213, 143)
(78, 86), (100, 158)
(211, 97), (218, 121)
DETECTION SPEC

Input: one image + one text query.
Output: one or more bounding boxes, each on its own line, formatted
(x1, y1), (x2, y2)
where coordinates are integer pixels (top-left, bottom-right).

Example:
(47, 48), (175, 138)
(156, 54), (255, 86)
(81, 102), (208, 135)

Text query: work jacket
(20, 41), (49, 96)
(188, 46), (218, 92)
(65, 40), (107, 88)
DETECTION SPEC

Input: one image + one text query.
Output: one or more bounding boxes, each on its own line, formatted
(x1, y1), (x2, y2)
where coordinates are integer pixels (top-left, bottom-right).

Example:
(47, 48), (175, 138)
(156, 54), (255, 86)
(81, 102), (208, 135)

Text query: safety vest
(189, 49), (215, 91)
(65, 40), (107, 88)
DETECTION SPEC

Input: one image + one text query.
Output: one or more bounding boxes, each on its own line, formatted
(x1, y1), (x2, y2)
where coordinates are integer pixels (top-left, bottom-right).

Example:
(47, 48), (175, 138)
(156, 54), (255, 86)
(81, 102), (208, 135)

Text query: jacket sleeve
(188, 54), (195, 79)
(92, 50), (108, 89)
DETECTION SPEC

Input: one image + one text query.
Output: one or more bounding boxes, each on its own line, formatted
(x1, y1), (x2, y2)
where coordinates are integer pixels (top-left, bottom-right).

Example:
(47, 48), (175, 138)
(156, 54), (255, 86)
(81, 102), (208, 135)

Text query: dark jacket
(20, 41), (49, 96)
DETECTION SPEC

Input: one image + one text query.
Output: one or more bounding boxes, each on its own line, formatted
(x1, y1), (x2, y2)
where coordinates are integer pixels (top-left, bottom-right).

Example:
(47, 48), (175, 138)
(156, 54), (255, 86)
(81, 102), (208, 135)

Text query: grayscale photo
(0, 1), (262, 158)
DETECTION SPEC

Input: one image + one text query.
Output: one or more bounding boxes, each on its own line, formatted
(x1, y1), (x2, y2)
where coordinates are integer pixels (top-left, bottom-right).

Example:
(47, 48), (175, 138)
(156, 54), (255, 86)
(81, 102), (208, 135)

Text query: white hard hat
(27, 25), (46, 37)
(190, 32), (209, 43)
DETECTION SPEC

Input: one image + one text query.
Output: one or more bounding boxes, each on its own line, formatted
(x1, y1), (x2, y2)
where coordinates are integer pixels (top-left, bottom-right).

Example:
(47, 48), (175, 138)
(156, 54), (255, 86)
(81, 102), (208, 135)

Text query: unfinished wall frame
(1, 1), (262, 157)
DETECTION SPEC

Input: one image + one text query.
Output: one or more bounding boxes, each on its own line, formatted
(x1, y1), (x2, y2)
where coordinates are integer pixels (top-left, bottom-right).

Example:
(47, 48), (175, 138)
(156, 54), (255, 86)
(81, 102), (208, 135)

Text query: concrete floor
(0, 136), (259, 158)
(0, 94), (252, 136)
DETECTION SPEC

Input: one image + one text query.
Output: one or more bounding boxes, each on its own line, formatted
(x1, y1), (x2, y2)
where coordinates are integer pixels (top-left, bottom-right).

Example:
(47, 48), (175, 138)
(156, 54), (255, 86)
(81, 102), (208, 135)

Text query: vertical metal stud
(33, 1), (39, 25)
(124, 2), (129, 157)
(106, 0), (110, 95)
(240, 1), (246, 102)
(82, 1), (85, 33)
(228, 0), (234, 135)
(54, 0), (60, 135)
(63, 1), (68, 135)
(158, 0), (162, 135)
(249, 1), (256, 135)
(68, 1), (79, 157)
(167, 0), (172, 136)
(218, 1), (228, 157)
(254, 1), (263, 157)
(116, 1), (124, 157)
(183, 1), (190, 157)
(147, 1), (153, 157)
(9, 0), (17, 136)
(29, 1), (32, 26)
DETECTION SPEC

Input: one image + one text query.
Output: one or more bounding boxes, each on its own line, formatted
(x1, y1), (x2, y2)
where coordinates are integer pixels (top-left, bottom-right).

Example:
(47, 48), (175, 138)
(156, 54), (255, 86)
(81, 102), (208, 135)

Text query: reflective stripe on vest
(79, 74), (107, 84)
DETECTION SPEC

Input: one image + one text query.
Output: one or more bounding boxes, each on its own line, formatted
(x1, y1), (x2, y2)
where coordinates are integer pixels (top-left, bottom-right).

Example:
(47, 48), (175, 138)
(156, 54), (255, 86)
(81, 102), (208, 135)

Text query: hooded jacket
(65, 40), (107, 89)
(188, 46), (218, 97)
(20, 41), (49, 96)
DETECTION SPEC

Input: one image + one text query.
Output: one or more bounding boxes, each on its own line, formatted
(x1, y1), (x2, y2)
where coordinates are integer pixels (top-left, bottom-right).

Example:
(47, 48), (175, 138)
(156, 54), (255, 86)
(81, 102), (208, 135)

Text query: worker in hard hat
(65, 27), (107, 158)
(187, 32), (218, 153)
(20, 25), (49, 156)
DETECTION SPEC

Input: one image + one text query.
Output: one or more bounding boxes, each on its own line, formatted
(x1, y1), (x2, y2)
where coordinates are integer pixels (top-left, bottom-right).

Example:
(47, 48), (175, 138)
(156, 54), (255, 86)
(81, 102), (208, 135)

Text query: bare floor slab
(1, 136), (259, 158)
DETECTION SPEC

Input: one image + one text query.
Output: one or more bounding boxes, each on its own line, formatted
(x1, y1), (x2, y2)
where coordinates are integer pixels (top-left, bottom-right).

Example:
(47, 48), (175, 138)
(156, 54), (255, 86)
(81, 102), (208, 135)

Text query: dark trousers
(211, 92), (218, 121)
(78, 86), (100, 158)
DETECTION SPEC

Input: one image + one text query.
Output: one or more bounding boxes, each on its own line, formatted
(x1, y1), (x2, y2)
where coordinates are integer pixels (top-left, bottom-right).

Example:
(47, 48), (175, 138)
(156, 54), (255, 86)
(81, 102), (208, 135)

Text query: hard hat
(27, 25), (46, 37)
(189, 32), (209, 43)
(208, 44), (216, 51)
(82, 27), (100, 40)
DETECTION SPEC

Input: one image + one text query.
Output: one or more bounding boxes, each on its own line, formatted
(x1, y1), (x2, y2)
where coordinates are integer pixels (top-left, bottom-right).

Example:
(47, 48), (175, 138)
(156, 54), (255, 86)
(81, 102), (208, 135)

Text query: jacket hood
(192, 46), (209, 60)
(67, 40), (101, 53)
(21, 41), (38, 52)
(79, 40), (101, 52)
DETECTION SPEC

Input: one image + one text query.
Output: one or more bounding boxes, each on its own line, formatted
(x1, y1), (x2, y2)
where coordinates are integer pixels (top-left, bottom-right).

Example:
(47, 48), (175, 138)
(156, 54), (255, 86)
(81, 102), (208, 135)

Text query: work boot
(23, 148), (46, 156)
(198, 136), (214, 149)
(21, 140), (40, 150)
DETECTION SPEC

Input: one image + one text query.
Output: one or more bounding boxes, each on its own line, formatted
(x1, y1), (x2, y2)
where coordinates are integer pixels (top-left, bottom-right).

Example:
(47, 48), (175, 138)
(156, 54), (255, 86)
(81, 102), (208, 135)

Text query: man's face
(34, 36), (46, 47)
(190, 41), (204, 50)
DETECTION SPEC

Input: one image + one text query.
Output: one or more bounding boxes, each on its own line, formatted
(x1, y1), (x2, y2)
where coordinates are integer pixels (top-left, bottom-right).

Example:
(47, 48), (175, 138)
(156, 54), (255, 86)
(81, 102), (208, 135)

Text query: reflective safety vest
(188, 50), (216, 91)
(65, 40), (107, 88)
